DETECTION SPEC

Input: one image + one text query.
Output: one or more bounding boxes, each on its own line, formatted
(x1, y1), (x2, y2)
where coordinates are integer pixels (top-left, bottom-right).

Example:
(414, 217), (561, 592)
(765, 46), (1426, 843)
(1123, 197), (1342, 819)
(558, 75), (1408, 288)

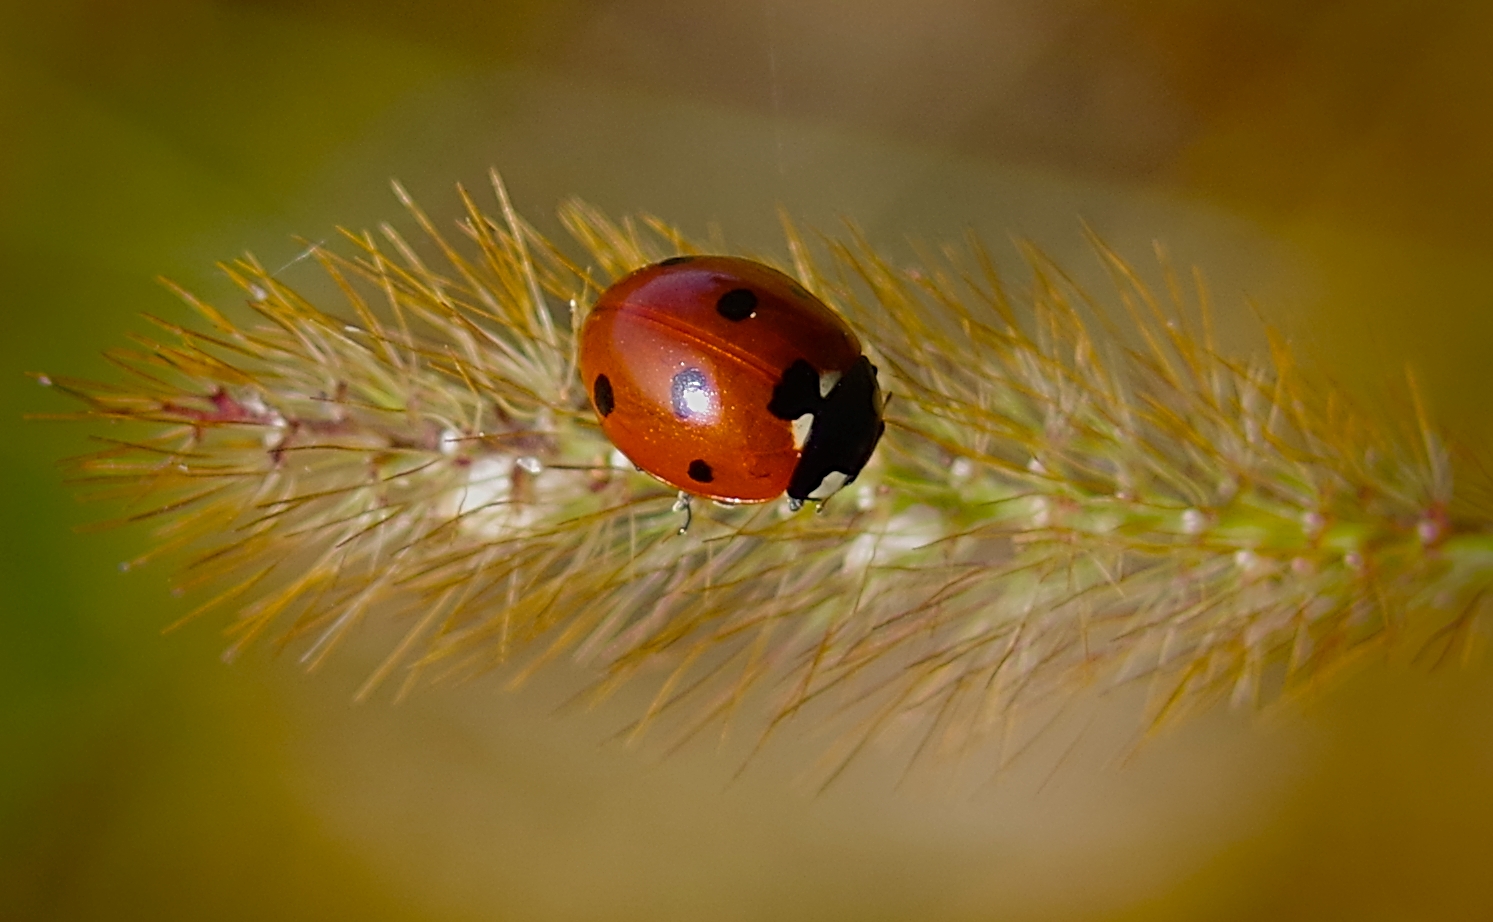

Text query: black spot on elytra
(670, 367), (712, 420)
(716, 288), (757, 321)
(767, 359), (820, 420)
(688, 459), (714, 483)
(592, 374), (614, 417)
(660, 255), (696, 266)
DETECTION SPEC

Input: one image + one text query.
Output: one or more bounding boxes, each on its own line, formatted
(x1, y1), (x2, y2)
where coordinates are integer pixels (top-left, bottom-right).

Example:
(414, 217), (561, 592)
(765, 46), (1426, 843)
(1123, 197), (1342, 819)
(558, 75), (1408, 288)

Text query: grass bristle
(45, 172), (1493, 775)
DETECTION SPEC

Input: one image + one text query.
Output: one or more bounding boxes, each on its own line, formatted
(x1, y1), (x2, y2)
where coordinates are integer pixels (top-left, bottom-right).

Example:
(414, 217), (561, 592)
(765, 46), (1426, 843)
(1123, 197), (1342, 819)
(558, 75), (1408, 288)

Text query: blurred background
(5, 1), (1493, 918)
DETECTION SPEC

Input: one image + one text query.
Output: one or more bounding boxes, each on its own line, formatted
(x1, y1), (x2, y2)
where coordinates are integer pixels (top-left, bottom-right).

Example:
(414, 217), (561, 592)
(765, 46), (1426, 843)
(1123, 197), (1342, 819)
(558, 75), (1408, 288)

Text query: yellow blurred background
(5, 1), (1493, 918)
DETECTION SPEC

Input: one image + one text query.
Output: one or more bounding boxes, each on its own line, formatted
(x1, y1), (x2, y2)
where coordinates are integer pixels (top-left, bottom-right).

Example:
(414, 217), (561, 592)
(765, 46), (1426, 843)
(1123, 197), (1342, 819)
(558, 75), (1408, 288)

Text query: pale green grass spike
(43, 179), (1493, 773)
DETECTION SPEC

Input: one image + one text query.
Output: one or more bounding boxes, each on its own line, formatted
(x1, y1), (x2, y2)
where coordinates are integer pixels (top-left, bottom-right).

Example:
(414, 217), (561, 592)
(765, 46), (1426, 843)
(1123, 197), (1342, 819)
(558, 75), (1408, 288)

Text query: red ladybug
(578, 255), (884, 509)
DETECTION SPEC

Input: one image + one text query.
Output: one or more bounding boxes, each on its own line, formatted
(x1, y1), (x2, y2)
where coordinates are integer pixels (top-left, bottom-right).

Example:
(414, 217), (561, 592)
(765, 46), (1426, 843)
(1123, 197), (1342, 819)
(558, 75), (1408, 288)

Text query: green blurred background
(5, 1), (1493, 918)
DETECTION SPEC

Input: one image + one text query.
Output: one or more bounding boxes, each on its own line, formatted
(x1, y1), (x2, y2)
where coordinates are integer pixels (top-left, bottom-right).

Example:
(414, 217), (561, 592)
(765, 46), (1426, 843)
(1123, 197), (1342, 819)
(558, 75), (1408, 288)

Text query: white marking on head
(807, 470), (849, 501)
(790, 413), (814, 451)
(818, 370), (842, 398)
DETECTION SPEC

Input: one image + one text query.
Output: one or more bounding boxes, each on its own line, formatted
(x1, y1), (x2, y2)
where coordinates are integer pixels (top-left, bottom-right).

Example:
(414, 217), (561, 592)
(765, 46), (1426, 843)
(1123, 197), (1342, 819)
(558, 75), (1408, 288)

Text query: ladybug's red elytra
(578, 255), (884, 508)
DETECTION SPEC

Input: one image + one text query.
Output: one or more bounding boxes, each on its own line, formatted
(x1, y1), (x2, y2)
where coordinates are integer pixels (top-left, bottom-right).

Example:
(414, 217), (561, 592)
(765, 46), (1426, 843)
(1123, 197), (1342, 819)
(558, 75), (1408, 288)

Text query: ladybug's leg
(672, 491), (694, 534)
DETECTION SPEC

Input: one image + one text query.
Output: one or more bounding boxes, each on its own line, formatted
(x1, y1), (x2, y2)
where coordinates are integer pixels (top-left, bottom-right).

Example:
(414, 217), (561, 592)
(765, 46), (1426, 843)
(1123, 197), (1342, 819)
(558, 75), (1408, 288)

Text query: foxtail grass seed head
(41, 173), (1493, 775)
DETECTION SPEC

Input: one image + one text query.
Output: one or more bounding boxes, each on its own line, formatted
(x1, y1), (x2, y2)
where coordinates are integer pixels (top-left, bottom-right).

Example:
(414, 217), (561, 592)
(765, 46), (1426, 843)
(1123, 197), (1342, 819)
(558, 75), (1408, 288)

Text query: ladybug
(579, 255), (884, 509)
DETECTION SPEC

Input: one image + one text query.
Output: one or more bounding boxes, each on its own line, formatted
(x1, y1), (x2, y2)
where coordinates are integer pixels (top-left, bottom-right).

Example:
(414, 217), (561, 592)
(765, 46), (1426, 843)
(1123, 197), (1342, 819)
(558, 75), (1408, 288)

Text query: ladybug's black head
(778, 356), (884, 507)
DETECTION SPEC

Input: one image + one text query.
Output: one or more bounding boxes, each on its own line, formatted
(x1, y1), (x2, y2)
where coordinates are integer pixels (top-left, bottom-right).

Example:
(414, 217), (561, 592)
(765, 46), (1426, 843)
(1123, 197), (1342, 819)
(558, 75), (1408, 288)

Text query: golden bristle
(43, 173), (1493, 776)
